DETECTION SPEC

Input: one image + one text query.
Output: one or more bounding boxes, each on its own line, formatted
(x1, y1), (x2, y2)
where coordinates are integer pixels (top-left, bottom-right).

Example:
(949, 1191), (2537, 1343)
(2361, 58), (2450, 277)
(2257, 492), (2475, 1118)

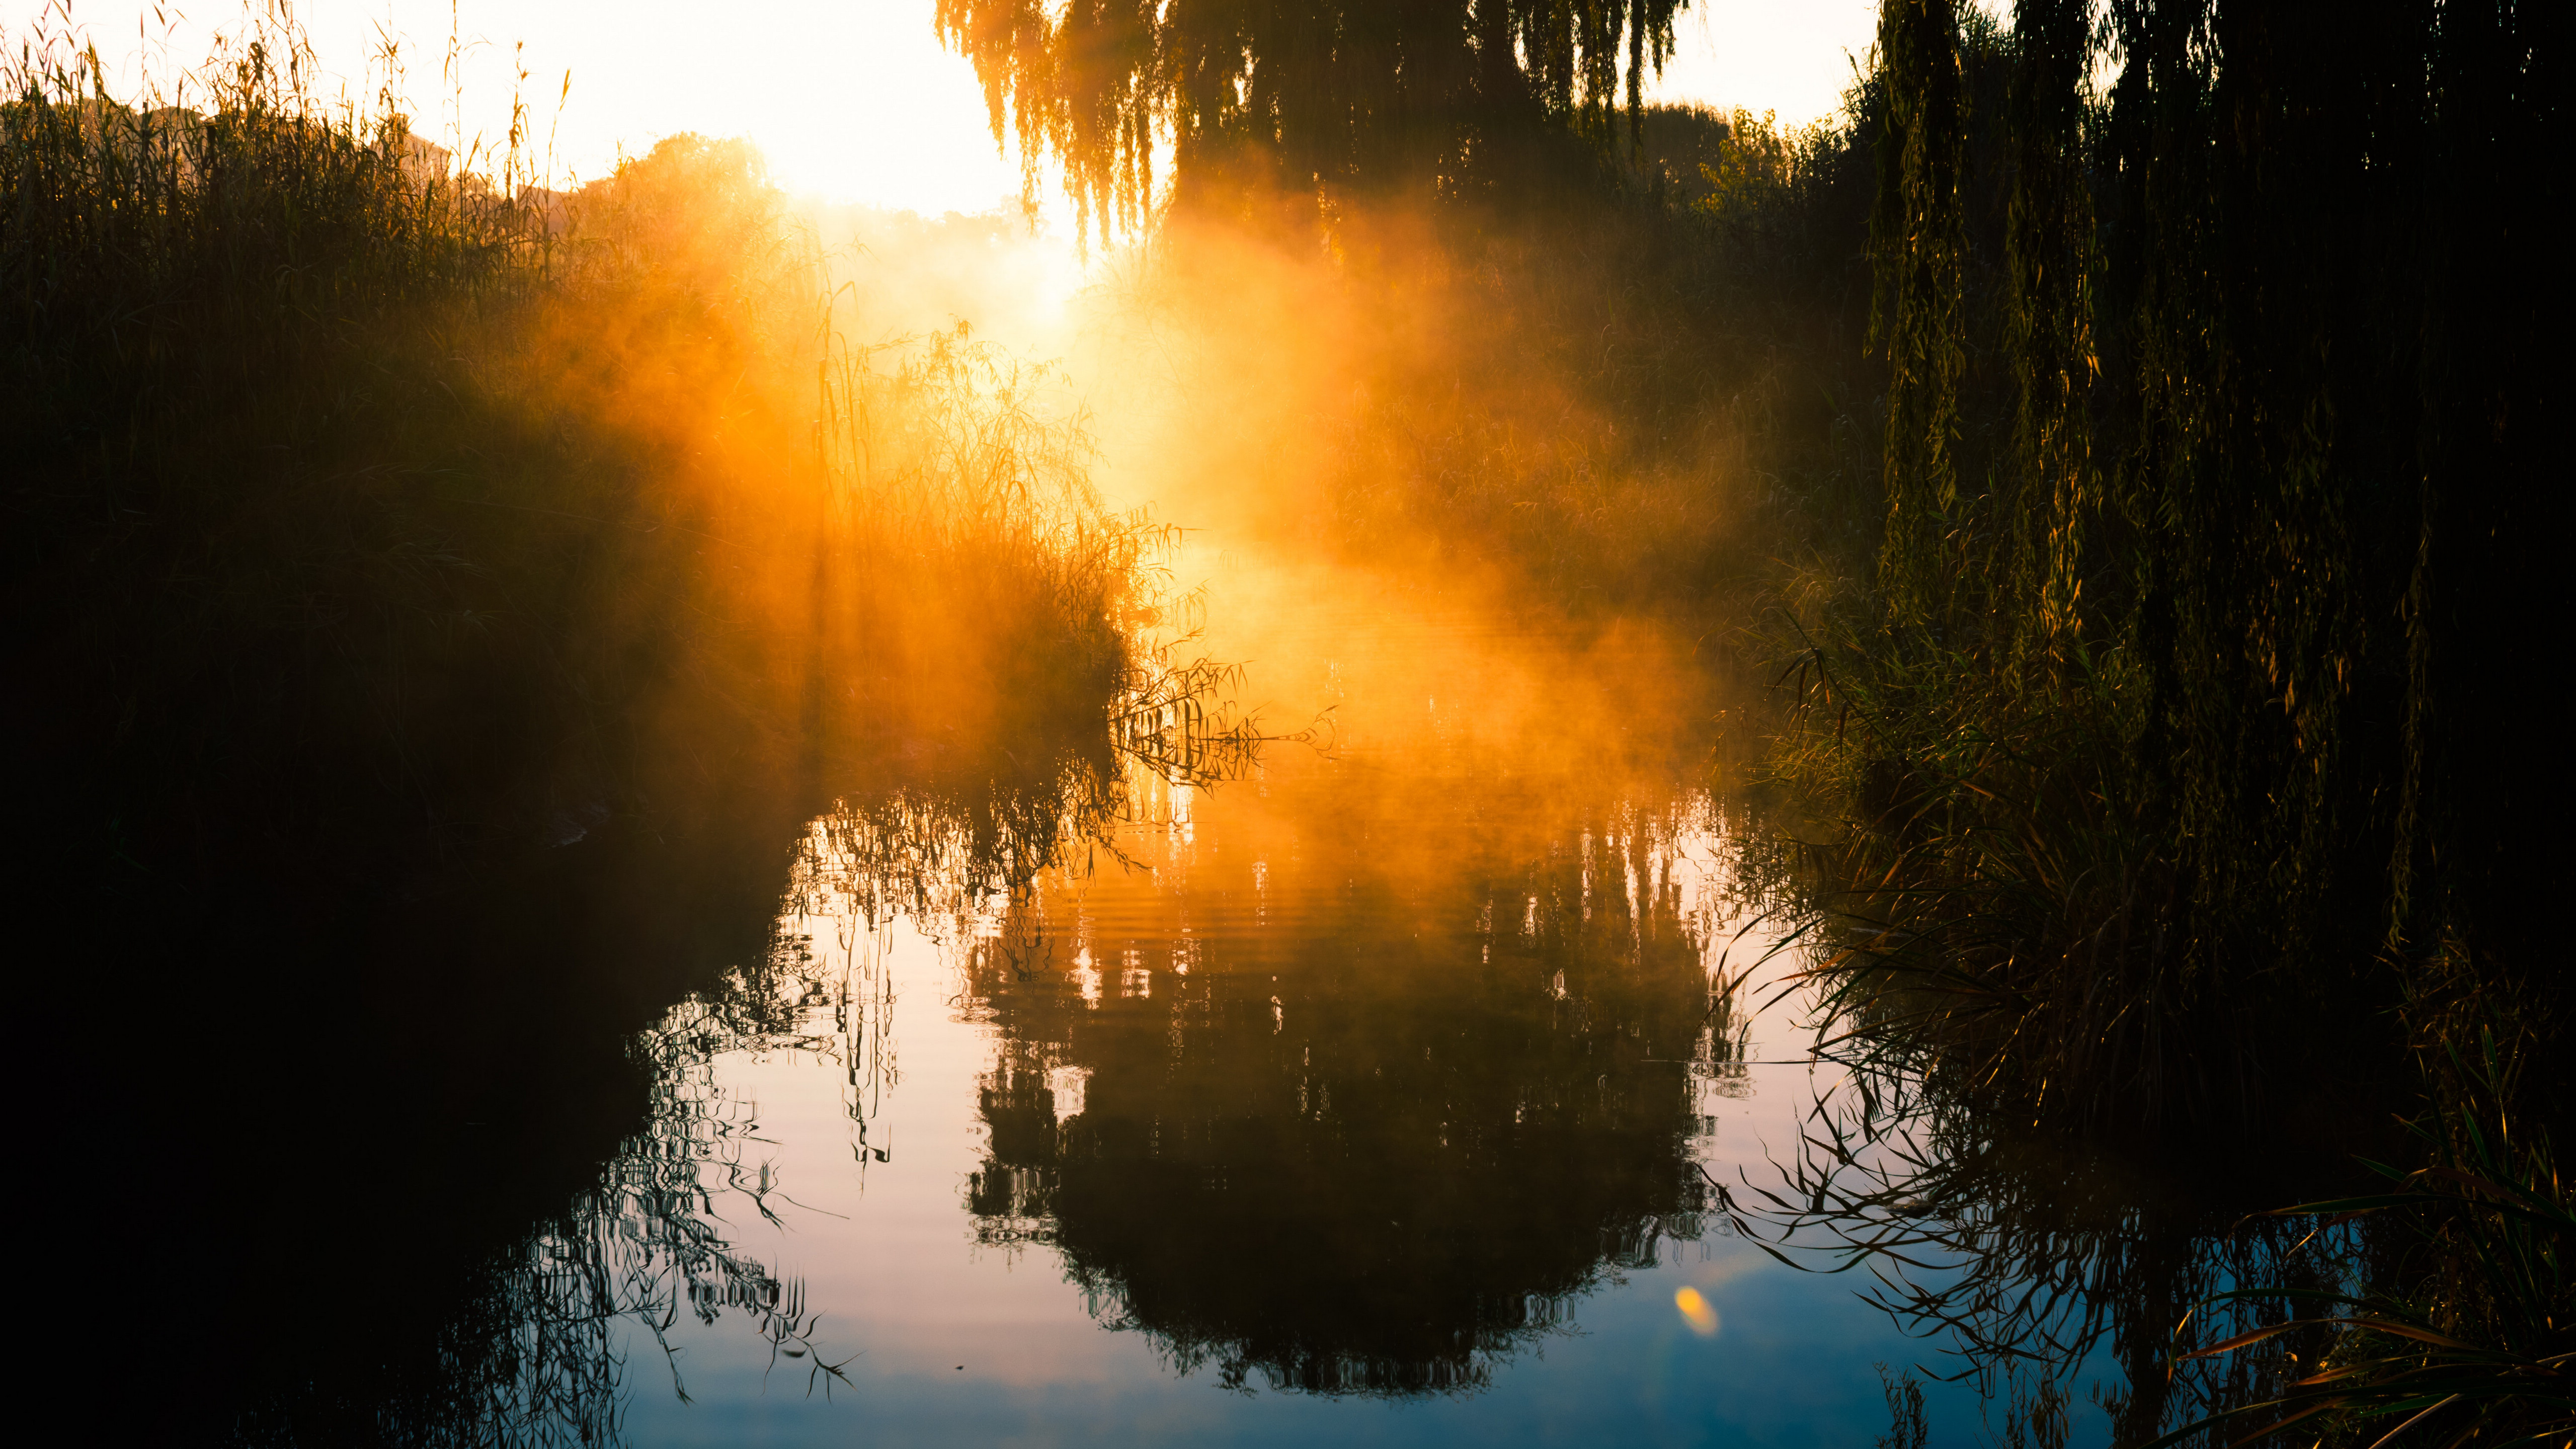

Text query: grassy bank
(4, 15), (1159, 880)
(4, 15), (1179, 1439)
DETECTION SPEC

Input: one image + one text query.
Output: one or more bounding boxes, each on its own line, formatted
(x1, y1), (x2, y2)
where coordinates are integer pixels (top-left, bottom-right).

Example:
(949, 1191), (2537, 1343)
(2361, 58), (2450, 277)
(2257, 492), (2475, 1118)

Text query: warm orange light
(1675, 1285), (1721, 1336)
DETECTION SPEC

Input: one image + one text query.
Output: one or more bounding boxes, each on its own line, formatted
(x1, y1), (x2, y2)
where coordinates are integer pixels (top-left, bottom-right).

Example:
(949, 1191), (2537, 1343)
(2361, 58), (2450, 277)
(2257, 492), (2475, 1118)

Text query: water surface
(516, 555), (2096, 1446)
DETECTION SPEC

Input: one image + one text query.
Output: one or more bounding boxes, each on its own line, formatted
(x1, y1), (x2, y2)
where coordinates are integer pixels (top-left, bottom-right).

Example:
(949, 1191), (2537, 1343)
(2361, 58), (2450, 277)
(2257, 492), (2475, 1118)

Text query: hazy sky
(11, 1), (1881, 215)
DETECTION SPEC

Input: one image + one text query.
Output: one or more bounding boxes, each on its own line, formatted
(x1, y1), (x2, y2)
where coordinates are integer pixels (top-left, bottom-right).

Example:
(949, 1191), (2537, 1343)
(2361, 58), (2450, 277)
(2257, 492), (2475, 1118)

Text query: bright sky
(10, 1), (1882, 214)
(1649, 0), (1880, 124)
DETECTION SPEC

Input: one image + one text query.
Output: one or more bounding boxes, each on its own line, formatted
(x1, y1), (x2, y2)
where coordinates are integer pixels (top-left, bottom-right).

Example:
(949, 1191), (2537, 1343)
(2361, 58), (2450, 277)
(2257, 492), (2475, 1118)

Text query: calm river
(470, 548), (2118, 1447)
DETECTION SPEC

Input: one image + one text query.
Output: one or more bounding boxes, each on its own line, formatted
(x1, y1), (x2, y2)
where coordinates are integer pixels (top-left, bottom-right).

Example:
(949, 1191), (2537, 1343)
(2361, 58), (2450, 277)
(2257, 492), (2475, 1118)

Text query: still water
(486, 556), (2111, 1446)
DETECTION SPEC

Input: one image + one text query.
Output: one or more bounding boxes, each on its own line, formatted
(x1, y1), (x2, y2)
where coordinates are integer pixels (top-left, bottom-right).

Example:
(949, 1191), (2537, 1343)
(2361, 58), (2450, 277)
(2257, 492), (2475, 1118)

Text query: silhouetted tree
(1854, 0), (2562, 1127)
(933, 0), (1693, 238)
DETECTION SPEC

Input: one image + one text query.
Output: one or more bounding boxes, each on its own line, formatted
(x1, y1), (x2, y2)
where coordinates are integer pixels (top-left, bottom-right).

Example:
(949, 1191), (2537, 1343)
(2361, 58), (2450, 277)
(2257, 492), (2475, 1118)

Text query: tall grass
(2146, 1033), (2572, 1448)
(6, 12), (1216, 1440)
(5, 5), (1184, 875)
(1754, 623), (2312, 1138)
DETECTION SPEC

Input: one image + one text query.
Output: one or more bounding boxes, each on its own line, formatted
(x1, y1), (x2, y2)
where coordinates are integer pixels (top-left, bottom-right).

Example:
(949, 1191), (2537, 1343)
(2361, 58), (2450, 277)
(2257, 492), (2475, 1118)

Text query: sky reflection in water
(573, 560), (2069, 1447)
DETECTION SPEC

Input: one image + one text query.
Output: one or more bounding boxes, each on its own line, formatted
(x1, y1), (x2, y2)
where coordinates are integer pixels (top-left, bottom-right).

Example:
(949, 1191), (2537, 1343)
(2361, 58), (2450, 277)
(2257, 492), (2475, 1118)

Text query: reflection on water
(464, 564), (1911, 1446)
(95, 551), (2400, 1446)
(357, 558), (2320, 1447)
(951, 774), (1749, 1396)
(1709, 1031), (2380, 1447)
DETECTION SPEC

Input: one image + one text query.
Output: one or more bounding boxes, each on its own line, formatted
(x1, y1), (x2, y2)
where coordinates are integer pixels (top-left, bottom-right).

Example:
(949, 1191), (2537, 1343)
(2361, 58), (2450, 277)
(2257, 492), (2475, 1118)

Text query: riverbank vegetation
(1761, 8), (2566, 1437)
(6, 11), (1163, 888)
(5, 12), (1183, 1439)
(1776, 0), (2555, 1134)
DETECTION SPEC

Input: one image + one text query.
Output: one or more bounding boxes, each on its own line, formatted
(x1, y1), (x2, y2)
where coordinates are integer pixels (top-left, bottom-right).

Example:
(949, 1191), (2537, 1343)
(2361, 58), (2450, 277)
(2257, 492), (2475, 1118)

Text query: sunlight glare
(1675, 1285), (1721, 1336)
(24, 0), (1036, 216)
(1646, 0), (1881, 125)
(24, 0), (1897, 205)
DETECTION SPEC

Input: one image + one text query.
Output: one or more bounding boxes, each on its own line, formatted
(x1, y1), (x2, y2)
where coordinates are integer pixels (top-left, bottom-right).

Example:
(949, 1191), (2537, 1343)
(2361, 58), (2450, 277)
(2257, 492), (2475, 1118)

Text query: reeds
(6, 5), (1189, 875)
(2, 8), (550, 473)
(1755, 622), (2289, 1138)
(6, 11), (610, 886)
(2151, 1039), (2572, 1448)
(9, 13), (1211, 1440)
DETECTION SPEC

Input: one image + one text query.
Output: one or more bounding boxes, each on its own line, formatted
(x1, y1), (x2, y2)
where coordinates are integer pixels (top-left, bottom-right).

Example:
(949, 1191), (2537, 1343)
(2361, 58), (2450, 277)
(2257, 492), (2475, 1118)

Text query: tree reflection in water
(348, 734), (1139, 1444)
(355, 723), (2371, 1440)
(418, 665), (1776, 1434)
(362, 642), (1307, 1441)
(418, 682), (1267, 1438)
(949, 770), (1762, 1396)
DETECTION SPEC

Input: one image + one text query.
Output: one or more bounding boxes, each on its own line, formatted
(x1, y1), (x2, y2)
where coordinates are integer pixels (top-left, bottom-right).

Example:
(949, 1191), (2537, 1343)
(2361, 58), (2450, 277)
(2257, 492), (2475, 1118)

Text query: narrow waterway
(492, 548), (2116, 1446)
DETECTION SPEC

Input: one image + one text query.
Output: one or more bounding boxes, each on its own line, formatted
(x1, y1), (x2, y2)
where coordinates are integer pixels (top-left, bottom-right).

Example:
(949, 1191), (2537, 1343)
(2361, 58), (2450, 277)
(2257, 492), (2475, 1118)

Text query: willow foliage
(932, 0), (1689, 239)
(1869, 0), (1972, 627)
(1854, 0), (2560, 1125)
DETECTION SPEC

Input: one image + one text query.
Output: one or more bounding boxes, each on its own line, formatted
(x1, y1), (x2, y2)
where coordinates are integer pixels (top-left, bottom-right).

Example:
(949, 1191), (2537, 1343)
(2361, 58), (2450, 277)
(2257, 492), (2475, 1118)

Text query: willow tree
(1858, 0), (2559, 1128)
(932, 0), (1691, 240)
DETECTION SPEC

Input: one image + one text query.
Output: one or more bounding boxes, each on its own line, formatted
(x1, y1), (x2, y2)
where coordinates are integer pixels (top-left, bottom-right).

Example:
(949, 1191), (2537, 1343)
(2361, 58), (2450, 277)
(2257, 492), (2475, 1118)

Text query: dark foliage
(1783, 0), (2564, 1141)
(934, 0), (1691, 237)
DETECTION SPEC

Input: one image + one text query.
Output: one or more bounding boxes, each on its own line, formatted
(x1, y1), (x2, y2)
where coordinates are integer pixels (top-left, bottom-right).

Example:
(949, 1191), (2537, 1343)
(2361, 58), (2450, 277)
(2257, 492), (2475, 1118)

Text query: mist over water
(533, 544), (2024, 1447)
